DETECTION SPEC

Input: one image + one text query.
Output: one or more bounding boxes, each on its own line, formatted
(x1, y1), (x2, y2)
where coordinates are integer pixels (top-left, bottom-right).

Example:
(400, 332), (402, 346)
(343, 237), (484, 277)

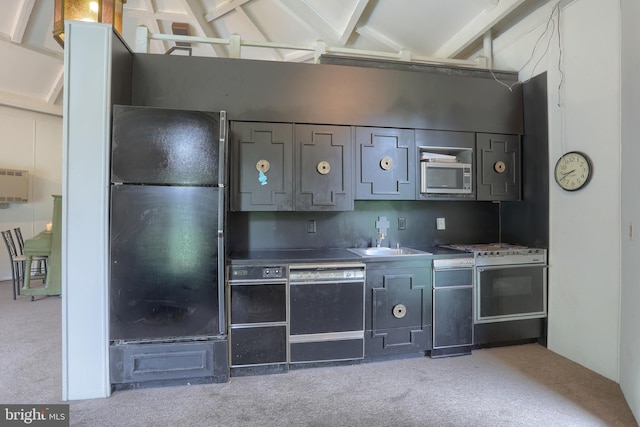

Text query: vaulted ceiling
(0, 0), (550, 117)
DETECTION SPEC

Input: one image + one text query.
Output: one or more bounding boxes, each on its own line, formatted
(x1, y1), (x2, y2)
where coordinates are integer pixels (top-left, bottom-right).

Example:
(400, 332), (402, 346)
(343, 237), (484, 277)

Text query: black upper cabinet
(295, 124), (353, 211)
(476, 133), (522, 201)
(230, 122), (293, 211)
(355, 127), (415, 200)
(231, 122), (353, 211)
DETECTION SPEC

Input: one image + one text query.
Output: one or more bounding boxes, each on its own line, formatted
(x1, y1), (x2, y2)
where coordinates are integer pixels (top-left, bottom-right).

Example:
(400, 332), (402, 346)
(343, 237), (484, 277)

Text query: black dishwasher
(431, 257), (474, 358)
(289, 263), (365, 364)
(228, 265), (288, 374)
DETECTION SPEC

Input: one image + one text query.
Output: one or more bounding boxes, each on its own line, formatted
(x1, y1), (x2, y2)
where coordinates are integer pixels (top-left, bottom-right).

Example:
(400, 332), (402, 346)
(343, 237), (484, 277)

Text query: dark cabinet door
(355, 127), (415, 200)
(112, 105), (221, 186)
(230, 122), (293, 211)
(476, 133), (521, 201)
(433, 287), (473, 348)
(295, 124), (353, 211)
(110, 185), (220, 341)
(364, 263), (432, 357)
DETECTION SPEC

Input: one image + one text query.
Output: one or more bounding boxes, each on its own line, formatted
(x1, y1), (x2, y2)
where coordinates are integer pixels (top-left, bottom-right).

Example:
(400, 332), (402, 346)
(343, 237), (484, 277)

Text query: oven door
(475, 264), (547, 323)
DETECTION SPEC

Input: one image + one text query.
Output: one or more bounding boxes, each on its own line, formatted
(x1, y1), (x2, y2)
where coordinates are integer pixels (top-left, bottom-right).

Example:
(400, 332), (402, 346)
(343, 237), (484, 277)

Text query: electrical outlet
(307, 220), (316, 233)
(398, 217), (406, 230)
(436, 217), (446, 230)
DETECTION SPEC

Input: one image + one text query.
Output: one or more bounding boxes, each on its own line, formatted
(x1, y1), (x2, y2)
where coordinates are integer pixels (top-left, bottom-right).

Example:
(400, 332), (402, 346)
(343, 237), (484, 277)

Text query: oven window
(477, 265), (546, 320)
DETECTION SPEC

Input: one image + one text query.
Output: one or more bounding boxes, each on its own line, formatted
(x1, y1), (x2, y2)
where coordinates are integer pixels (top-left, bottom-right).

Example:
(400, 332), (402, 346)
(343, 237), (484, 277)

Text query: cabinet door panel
(364, 266), (432, 356)
(433, 287), (473, 348)
(295, 124), (353, 211)
(476, 133), (521, 201)
(231, 122), (293, 211)
(355, 127), (415, 200)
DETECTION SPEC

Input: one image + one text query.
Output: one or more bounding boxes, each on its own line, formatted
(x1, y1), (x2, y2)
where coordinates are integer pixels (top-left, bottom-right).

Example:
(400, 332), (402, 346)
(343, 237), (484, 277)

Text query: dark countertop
(228, 246), (471, 265)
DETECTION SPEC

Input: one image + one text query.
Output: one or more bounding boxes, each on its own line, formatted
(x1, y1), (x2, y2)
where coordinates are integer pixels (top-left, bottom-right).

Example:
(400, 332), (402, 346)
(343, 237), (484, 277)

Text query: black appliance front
(111, 105), (220, 186)
(110, 184), (220, 341)
(476, 264), (547, 323)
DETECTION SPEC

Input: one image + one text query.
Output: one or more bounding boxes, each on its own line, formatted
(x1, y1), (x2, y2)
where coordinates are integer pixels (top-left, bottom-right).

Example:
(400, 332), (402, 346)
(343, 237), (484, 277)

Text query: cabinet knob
(494, 161), (506, 173)
(380, 157), (393, 170)
(317, 160), (331, 175)
(392, 304), (407, 319)
(256, 160), (271, 173)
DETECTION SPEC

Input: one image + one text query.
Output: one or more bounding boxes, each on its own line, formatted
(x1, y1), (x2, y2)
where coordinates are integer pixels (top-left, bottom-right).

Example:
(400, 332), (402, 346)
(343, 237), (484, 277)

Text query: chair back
(13, 228), (24, 255)
(2, 230), (19, 259)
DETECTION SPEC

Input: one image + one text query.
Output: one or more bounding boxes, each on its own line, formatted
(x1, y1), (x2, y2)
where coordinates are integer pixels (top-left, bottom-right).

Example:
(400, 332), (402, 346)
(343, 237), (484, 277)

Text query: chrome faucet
(375, 216), (390, 248)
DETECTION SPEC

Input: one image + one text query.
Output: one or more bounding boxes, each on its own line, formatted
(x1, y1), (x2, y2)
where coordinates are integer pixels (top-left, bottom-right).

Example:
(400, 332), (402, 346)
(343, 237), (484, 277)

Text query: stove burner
(442, 243), (547, 266)
(444, 243), (528, 252)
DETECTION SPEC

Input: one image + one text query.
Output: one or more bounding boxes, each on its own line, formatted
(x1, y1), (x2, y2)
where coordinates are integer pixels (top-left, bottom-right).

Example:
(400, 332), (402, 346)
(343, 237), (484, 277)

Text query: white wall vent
(0, 169), (29, 204)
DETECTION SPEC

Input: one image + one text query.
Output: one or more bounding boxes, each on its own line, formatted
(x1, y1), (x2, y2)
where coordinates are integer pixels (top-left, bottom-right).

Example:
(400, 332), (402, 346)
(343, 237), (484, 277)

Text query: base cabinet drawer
(230, 326), (287, 367)
(110, 339), (229, 386)
(290, 338), (364, 363)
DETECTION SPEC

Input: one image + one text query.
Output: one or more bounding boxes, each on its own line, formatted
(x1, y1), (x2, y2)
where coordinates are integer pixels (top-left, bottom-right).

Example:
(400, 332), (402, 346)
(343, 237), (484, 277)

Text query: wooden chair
(2, 230), (25, 300)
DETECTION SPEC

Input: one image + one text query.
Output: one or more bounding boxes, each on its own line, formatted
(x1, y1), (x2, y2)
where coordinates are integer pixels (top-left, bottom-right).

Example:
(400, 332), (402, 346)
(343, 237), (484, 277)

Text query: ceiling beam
(10, 0), (36, 43)
(275, 0), (341, 45)
(339, 0), (370, 45)
(0, 90), (63, 117)
(204, 0), (252, 22)
(434, 0), (528, 58)
(284, 50), (314, 63)
(356, 25), (403, 51)
(234, 6), (283, 60)
(125, 9), (191, 22)
(46, 67), (64, 106)
(181, 0), (229, 57)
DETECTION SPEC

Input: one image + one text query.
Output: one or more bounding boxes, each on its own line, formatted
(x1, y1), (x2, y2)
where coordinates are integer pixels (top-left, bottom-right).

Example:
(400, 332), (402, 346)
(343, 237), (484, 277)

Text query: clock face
(554, 151), (592, 191)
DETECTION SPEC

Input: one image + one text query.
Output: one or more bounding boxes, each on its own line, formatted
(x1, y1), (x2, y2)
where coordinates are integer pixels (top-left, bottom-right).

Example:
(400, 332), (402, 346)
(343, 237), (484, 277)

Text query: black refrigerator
(109, 105), (228, 387)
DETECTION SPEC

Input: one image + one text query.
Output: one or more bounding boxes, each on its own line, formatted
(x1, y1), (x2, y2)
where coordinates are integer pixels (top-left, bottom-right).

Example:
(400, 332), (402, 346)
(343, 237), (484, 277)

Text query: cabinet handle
(494, 161), (506, 173)
(256, 160), (271, 173)
(317, 160), (331, 175)
(392, 304), (407, 319)
(380, 157), (393, 170)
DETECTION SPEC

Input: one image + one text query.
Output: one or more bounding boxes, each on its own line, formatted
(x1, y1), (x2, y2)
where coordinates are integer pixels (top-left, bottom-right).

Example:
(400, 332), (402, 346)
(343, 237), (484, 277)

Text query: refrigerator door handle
(218, 111), (228, 187)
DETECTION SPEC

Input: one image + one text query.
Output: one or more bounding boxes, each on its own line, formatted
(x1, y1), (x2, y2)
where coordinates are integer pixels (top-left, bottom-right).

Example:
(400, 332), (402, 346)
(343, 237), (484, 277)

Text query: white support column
(229, 34), (241, 58)
(314, 41), (327, 63)
(399, 49), (411, 61)
(61, 21), (112, 400)
(135, 25), (150, 53)
(483, 29), (493, 69)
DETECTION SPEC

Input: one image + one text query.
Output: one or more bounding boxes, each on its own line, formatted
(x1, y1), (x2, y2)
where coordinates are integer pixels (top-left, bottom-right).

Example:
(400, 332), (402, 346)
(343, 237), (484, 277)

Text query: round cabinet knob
(256, 160), (271, 173)
(494, 161), (506, 173)
(317, 161), (331, 175)
(392, 304), (407, 319)
(380, 157), (393, 170)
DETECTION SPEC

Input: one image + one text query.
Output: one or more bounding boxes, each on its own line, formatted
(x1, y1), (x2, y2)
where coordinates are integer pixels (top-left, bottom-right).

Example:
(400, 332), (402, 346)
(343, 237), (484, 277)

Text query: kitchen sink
(347, 247), (431, 257)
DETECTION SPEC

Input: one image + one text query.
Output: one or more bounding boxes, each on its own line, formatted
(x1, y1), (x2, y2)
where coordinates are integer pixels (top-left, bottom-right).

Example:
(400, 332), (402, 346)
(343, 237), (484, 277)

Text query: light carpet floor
(0, 280), (636, 427)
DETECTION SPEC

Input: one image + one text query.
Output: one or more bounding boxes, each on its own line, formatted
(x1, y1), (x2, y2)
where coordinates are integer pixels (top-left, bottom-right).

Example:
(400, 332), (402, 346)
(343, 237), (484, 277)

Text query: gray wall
(129, 53), (535, 252)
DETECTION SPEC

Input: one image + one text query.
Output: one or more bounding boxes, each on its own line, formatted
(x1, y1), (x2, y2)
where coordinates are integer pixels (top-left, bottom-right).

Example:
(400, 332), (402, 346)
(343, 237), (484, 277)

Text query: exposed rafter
(339, 0), (370, 45)
(356, 25), (403, 52)
(0, 89), (62, 117)
(434, 0), (528, 58)
(180, 0), (229, 57)
(10, 0), (35, 43)
(234, 6), (283, 60)
(276, 0), (341, 45)
(204, 0), (252, 22)
(46, 67), (64, 105)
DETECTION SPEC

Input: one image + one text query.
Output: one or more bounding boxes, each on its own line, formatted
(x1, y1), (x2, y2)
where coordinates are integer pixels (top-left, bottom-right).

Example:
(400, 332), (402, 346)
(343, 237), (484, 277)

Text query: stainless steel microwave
(420, 161), (472, 194)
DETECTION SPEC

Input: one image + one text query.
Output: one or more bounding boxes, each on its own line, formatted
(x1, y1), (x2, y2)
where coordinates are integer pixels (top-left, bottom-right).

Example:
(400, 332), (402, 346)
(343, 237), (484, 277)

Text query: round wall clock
(554, 151), (592, 191)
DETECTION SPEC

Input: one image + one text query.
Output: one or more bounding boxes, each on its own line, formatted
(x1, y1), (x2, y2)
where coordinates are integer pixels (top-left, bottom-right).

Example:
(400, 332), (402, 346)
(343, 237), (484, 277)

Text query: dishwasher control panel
(229, 265), (286, 280)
